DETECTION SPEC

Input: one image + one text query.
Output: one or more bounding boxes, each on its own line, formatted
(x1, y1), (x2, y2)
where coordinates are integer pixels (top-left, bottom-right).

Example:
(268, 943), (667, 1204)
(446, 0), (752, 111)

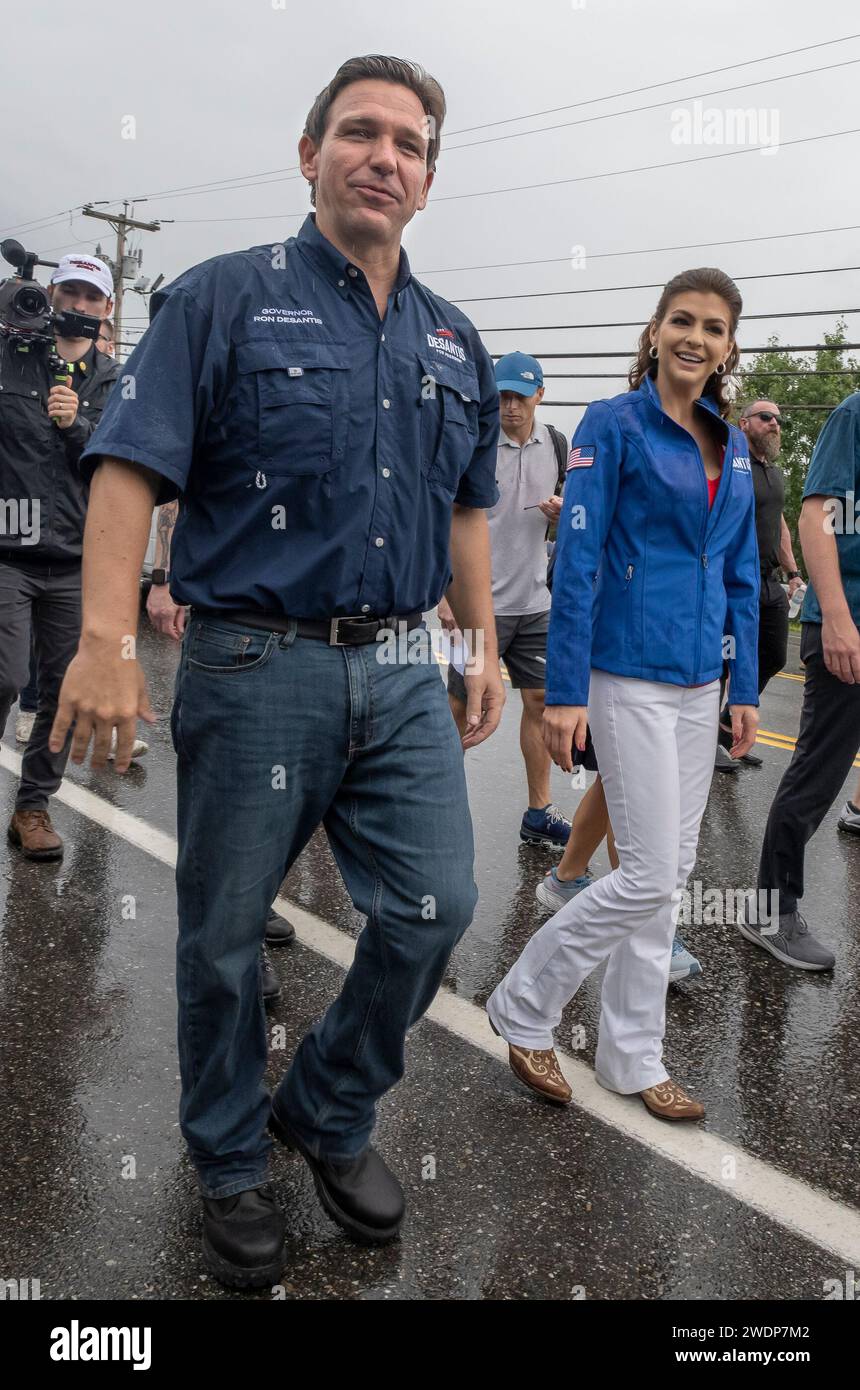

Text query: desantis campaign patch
(567, 445), (596, 469)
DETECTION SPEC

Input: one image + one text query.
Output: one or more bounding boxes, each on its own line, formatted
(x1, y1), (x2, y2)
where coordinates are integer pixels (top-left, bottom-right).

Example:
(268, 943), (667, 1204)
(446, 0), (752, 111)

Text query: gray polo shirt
(489, 420), (559, 617)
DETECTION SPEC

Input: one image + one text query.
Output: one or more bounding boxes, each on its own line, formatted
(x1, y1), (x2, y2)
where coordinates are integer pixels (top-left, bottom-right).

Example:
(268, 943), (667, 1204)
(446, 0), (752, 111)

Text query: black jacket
(0, 335), (120, 563)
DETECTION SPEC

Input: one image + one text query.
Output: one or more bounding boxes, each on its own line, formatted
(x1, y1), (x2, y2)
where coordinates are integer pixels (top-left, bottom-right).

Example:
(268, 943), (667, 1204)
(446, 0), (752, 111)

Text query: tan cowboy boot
(640, 1079), (705, 1121)
(488, 1016), (572, 1105)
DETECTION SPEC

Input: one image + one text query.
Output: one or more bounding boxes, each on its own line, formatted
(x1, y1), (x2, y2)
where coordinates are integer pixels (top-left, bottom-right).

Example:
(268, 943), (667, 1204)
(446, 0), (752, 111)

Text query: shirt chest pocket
(417, 353), (480, 495)
(236, 340), (350, 477)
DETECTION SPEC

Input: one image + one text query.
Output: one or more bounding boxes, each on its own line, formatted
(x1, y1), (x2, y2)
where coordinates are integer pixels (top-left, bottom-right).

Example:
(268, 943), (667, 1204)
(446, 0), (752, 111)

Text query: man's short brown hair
(303, 55), (446, 205)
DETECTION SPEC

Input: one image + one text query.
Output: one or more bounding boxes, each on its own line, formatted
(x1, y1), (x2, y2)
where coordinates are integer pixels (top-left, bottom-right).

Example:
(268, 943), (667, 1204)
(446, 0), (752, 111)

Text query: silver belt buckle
(329, 614), (376, 646)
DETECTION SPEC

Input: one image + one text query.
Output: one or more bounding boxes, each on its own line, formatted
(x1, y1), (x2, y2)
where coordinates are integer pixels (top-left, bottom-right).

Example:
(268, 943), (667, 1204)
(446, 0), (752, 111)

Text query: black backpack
(545, 424), (569, 588)
(547, 424), (569, 505)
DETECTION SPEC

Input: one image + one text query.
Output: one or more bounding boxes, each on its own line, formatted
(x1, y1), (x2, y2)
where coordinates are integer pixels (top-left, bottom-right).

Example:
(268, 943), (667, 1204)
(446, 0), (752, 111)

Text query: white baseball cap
(50, 253), (113, 301)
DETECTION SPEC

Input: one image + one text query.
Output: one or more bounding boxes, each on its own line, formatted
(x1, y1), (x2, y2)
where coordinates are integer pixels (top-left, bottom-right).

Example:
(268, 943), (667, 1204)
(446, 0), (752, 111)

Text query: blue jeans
(172, 615), (477, 1199)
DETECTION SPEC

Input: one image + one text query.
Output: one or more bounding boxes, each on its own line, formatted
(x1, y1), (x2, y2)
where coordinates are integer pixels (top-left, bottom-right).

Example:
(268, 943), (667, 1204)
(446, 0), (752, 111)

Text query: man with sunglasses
(716, 400), (803, 770)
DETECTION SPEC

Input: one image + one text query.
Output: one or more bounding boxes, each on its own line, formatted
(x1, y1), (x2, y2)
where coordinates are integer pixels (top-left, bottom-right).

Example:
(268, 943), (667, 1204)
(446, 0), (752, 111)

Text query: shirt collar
(294, 213), (412, 303)
(500, 419), (544, 448)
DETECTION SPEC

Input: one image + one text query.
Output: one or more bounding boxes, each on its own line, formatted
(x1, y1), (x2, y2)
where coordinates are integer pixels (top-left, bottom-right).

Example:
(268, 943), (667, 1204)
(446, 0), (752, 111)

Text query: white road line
(2, 742), (859, 1268)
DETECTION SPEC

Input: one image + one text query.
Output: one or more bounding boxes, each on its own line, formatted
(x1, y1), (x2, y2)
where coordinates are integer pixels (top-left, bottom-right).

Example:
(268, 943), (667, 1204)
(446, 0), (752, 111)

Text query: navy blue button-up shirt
(80, 215), (500, 617)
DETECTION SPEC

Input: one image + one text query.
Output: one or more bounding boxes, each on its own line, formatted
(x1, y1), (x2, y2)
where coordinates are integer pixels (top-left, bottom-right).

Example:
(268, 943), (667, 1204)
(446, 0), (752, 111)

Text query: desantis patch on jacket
(567, 445), (596, 469)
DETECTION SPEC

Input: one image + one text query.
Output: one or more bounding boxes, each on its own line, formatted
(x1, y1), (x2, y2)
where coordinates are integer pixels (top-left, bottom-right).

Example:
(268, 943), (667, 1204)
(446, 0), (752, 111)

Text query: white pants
(488, 670), (720, 1094)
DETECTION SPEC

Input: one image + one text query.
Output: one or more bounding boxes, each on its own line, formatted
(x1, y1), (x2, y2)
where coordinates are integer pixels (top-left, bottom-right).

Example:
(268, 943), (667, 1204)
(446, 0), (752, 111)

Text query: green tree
(736, 321), (860, 542)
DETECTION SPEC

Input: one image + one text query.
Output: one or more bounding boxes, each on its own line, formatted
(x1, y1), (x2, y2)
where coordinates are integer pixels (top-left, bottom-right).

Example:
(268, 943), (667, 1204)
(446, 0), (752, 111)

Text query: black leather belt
(192, 608), (424, 646)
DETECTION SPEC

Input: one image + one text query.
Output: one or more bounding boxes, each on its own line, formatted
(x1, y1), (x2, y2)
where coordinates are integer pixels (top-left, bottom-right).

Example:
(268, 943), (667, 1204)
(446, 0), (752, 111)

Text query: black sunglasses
(748, 411), (782, 426)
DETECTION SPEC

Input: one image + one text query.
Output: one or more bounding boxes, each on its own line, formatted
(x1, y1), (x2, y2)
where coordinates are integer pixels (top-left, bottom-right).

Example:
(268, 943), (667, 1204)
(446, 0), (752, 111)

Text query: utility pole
(82, 202), (160, 356)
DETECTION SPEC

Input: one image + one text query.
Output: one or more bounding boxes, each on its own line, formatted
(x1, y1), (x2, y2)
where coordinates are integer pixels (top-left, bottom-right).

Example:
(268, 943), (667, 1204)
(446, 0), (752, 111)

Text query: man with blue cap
(441, 350), (572, 847)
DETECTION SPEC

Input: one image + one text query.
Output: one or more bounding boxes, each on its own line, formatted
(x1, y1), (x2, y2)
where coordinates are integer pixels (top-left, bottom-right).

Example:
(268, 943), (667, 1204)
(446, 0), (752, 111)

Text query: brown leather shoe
(8, 809), (63, 861)
(640, 1079), (705, 1121)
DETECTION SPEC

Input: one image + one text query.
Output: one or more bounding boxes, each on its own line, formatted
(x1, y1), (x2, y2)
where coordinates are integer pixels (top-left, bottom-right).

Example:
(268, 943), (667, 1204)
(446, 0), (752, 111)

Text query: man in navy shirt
(739, 389), (860, 970)
(51, 55), (504, 1289)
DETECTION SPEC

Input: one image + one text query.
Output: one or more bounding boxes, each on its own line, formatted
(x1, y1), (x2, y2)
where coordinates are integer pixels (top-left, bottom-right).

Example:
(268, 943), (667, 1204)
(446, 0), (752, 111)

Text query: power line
(454, 265), (860, 304)
(33, 218), (859, 285)
(416, 223), (860, 277)
(7, 32), (859, 236)
(444, 57), (860, 156)
(539, 401), (845, 410)
(0, 209), (79, 238)
(89, 50), (860, 212)
(495, 343), (860, 359)
(478, 308), (860, 333)
(102, 40), (840, 213)
(79, 29), (860, 210)
(99, 225), (860, 299)
(164, 125), (860, 224)
(450, 32), (860, 135)
(430, 125), (860, 209)
(541, 369), (860, 379)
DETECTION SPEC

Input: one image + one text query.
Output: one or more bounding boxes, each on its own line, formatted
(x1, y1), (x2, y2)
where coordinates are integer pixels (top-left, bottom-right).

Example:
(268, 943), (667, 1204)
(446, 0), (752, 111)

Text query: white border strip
(2, 743), (859, 1269)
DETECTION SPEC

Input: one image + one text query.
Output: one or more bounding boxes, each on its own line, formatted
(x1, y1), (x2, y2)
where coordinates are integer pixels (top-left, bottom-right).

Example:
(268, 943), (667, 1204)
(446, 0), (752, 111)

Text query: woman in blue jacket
(488, 267), (760, 1119)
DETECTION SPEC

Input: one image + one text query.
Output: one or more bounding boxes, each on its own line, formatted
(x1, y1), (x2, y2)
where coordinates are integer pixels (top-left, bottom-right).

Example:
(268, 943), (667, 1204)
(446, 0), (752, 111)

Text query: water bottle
(784, 582), (807, 620)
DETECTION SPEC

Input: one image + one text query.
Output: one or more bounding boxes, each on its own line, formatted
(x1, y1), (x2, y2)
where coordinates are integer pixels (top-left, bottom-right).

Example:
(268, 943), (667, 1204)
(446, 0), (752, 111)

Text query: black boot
(265, 907), (296, 946)
(201, 1183), (286, 1290)
(268, 1100), (404, 1244)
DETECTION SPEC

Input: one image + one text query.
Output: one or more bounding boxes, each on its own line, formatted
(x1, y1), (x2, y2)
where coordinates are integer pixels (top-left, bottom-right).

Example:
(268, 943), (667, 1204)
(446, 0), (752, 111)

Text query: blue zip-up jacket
(546, 374), (760, 708)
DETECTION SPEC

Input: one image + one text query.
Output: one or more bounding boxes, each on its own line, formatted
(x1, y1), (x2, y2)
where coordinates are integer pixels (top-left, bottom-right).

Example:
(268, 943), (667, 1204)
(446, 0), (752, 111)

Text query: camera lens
(13, 286), (45, 319)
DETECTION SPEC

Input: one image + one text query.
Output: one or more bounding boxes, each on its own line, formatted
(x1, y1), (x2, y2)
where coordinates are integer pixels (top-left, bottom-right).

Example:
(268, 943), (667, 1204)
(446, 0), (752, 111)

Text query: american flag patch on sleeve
(567, 445), (596, 469)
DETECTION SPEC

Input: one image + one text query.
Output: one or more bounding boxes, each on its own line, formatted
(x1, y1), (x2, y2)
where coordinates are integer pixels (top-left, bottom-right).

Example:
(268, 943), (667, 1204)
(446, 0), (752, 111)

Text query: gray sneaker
(736, 898), (835, 971)
(535, 867), (594, 913)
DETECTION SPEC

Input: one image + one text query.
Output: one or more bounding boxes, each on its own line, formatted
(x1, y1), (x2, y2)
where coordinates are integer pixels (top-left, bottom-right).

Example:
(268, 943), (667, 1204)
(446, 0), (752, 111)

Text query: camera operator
(0, 252), (119, 859)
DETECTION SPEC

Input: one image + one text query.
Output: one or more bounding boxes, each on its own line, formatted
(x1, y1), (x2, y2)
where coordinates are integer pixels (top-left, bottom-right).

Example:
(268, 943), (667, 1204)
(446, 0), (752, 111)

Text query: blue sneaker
(670, 933), (702, 984)
(520, 804), (572, 847)
(535, 866), (594, 913)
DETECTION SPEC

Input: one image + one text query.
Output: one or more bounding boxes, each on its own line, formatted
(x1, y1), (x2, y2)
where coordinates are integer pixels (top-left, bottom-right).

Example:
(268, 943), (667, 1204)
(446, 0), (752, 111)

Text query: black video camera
(0, 239), (103, 347)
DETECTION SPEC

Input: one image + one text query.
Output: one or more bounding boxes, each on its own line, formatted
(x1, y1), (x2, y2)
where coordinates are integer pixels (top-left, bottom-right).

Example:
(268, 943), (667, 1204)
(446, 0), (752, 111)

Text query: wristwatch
(786, 570), (801, 580)
(151, 568), (169, 586)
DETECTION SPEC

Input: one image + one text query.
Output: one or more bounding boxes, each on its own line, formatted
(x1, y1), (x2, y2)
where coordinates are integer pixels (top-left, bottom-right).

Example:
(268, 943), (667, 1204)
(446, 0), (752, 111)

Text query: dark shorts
(447, 609), (550, 699)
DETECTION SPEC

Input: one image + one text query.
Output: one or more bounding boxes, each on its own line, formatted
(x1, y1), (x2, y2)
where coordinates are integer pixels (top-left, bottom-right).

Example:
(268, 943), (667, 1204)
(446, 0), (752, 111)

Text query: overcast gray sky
(3, 0), (858, 436)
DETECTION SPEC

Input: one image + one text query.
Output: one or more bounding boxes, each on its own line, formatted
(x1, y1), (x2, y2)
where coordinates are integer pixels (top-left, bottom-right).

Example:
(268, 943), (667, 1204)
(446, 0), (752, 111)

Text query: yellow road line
(436, 655), (860, 768)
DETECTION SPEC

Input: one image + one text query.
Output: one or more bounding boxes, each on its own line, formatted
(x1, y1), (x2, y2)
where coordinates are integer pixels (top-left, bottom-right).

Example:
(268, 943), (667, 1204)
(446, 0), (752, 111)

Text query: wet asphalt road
(0, 617), (858, 1301)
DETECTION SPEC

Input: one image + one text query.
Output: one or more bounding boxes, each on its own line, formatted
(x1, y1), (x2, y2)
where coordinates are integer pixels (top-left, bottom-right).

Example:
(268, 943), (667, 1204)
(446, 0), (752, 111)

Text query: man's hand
(729, 704), (760, 759)
(821, 613), (860, 684)
(461, 659), (506, 749)
(47, 382), (79, 430)
(437, 595), (458, 633)
(49, 640), (157, 773)
(787, 576), (804, 599)
(537, 495), (563, 523)
(147, 585), (187, 640)
(543, 704), (588, 772)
